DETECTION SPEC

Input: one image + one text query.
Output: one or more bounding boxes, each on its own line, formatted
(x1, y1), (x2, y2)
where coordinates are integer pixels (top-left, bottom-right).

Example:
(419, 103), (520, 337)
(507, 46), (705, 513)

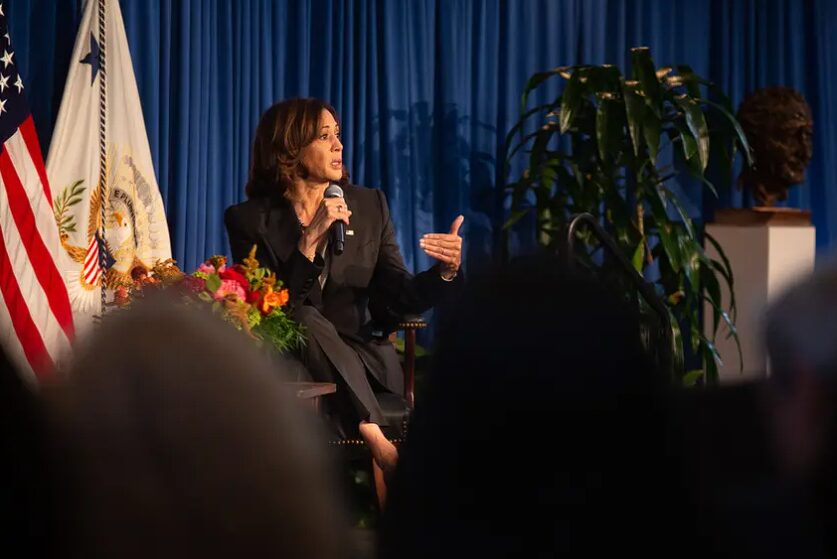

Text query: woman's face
(299, 109), (343, 184)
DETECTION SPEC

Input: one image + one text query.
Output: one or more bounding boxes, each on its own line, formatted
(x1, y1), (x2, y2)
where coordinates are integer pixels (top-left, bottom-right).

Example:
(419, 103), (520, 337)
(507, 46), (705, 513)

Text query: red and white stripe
(82, 234), (101, 287)
(0, 115), (74, 381)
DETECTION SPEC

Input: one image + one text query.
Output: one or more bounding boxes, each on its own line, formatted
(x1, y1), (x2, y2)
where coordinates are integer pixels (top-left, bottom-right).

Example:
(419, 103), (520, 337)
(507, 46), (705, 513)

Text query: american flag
(0, 4), (74, 380)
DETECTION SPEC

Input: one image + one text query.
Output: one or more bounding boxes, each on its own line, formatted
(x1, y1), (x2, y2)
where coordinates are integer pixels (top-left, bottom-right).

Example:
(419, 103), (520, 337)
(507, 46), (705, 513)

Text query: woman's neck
(287, 178), (327, 223)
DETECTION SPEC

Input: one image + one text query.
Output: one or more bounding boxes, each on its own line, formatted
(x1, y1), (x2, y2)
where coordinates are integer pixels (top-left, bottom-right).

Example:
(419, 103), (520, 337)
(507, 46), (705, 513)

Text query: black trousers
(292, 306), (387, 437)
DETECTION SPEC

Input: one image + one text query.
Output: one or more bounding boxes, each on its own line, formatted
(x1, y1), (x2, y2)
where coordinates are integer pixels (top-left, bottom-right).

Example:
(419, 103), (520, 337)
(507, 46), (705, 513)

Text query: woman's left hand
(420, 215), (464, 279)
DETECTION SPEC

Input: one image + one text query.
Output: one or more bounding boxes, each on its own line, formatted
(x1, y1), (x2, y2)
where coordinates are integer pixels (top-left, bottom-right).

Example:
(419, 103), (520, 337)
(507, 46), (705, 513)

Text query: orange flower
(275, 288), (289, 307)
(260, 287), (291, 315)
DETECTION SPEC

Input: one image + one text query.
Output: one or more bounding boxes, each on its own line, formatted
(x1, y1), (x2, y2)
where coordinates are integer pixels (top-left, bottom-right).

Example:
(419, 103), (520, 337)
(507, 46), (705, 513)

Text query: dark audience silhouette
(379, 254), (702, 557)
(43, 295), (350, 559)
(8, 255), (837, 558)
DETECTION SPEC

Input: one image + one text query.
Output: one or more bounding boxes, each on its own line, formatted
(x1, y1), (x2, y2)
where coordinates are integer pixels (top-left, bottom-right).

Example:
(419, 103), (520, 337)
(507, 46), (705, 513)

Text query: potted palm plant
(504, 47), (751, 384)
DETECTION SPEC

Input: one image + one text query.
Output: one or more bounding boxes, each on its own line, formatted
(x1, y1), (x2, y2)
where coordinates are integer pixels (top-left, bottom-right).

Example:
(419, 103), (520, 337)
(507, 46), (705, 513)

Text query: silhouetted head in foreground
(381, 254), (689, 557)
(46, 294), (347, 559)
(765, 262), (837, 490)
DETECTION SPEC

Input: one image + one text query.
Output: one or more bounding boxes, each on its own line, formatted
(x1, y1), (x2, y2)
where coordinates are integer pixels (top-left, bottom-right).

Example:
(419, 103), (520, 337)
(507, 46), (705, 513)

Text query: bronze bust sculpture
(737, 87), (813, 207)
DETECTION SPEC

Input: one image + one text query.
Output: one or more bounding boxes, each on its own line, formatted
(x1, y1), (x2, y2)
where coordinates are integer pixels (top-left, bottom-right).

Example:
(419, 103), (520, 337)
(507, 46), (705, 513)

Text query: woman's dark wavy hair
(245, 98), (349, 199)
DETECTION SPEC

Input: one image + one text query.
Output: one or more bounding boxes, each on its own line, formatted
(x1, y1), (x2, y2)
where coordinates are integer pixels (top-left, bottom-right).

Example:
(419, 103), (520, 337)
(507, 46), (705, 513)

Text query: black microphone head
(324, 183), (344, 199)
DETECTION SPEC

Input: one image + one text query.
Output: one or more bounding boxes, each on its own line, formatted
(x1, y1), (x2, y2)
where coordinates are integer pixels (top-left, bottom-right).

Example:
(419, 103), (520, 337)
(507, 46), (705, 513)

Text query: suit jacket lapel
(259, 195), (299, 265)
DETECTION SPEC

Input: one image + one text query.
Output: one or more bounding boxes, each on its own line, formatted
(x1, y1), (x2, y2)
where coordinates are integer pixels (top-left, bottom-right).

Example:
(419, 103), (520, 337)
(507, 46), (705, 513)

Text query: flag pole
(96, 0), (108, 317)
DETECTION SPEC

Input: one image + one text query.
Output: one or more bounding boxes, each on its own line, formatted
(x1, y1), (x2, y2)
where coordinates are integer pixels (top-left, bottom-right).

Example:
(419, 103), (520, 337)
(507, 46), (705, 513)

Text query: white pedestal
(703, 212), (815, 383)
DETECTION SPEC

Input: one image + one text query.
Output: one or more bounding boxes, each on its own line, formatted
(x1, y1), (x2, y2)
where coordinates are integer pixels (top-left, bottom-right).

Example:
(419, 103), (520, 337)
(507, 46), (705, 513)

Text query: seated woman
(224, 98), (463, 474)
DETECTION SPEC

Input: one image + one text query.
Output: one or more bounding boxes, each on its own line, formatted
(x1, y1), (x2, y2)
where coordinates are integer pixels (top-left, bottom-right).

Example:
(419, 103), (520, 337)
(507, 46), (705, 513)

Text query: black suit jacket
(224, 184), (462, 392)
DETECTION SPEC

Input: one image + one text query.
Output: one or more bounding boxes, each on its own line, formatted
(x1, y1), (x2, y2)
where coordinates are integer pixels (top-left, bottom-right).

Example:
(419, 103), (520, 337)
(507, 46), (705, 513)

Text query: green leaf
(585, 65), (621, 94)
(679, 237), (701, 301)
(503, 102), (557, 156)
(622, 80), (645, 157)
(708, 127), (734, 195)
(205, 273), (221, 293)
(712, 302), (739, 342)
(646, 190), (681, 272)
(700, 97), (754, 167)
(642, 106), (661, 164)
(554, 163), (581, 202)
(692, 172), (719, 198)
(536, 204), (553, 246)
(666, 307), (686, 378)
(682, 369), (704, 388)
(661, 187), (695, 240)
(541, 160), (559, 189)
(600, 180), (632, 239)
(688, 303), (702, 354)
(701, 262), (723, 337)
(520, 67), (566, 114)
(704, 232), (737, 321)
(674, 65), (702, 98)
(631, 240), (644, 274)
(704, 291), (740, 347)
(675, 66), (724, 99)
(708, 259), (731, 292)
(64, 180), (85, 202)
(505, 122), (560, 165)
(529, 126), (556, 169)
(673, 95), (709, 171)
(595, 95), (618, 162)
(630, 47), (663, 117)
(560, 67), (587, 133)
(54, 179), (87, 220)
(701, 338), (721, 384)
(507, 175), (535, 215)
(253, 311), (307, 354)
(674, 119), (699, 162)
(708, 259), (737, 324)
(503, 209), (530, 230)
(703, 296), (743, 372)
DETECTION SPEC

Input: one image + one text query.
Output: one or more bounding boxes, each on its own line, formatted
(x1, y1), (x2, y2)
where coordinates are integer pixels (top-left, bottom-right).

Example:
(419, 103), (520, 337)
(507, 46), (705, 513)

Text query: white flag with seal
(46, 0), (171, 332)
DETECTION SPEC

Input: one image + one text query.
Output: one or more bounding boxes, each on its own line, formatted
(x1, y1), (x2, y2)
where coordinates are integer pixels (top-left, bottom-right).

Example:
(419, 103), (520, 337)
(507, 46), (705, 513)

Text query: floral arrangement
(114, 245), (305, 354)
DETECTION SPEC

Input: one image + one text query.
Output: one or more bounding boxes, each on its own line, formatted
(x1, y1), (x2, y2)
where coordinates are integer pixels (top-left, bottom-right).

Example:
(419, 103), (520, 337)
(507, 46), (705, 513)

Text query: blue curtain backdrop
(9, 0), (837, 274)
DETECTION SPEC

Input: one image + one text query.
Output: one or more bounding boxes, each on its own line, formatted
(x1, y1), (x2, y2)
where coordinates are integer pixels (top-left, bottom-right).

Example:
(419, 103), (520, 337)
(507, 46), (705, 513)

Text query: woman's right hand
(298, 197), (352, 260)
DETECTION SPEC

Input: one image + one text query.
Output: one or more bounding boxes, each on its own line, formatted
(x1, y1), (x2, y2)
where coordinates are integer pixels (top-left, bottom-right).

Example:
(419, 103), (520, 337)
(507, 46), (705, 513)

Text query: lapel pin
(347, 230), (354, 236)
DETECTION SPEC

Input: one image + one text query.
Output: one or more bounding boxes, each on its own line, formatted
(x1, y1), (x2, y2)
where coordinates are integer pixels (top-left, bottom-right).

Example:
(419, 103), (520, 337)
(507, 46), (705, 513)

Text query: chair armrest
(397, 314), (428, 330)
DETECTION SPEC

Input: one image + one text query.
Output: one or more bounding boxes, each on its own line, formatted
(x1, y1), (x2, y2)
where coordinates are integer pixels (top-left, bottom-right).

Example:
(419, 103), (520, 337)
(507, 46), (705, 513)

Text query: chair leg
(404, 328), (416, 409)
(372, 458), (387, 510)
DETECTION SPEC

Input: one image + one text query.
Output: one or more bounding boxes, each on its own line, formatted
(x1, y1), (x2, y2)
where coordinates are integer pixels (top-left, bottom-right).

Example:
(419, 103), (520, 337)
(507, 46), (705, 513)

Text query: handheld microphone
(324, 182), (345, 255)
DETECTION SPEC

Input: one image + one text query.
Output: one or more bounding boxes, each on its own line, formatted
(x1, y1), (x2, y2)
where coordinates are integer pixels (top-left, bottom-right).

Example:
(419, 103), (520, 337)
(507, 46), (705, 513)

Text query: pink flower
(213, 279), (246, 301)
(198, 262), (226, 275)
